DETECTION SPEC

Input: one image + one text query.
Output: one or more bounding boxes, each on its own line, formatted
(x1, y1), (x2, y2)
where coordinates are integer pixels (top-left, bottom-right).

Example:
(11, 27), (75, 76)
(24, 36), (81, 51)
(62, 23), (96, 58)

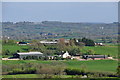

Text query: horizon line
(2, 20), (118, 24)
(2, 0), (119, 2)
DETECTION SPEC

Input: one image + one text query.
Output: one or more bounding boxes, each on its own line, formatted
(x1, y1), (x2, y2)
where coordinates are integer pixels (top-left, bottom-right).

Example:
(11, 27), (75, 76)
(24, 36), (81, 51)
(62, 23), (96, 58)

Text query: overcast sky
(2, 2), (118, 23)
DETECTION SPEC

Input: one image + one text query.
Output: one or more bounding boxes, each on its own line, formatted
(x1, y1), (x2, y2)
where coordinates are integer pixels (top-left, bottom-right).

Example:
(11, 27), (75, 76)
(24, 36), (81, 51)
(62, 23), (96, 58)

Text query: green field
(3, 74), (119, 80)
(3, 44), (29, 53)
(2, 74), (74, 78)
(2, 44), (30, 58)
(2, 60), (118, 73)
(2, 74), (118, 79)
(2, 44), (118, 77)
(81, 46), (118, 57)
(2, 44), (118, 58)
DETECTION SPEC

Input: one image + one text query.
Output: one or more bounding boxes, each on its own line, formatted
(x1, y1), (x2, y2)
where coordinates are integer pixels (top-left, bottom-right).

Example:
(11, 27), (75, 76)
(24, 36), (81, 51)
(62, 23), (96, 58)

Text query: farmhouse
(62, 51), (71, 58)
(82, 55), (108, 60)
(14, 52), (43, 60)
(47, 51), (71, 60)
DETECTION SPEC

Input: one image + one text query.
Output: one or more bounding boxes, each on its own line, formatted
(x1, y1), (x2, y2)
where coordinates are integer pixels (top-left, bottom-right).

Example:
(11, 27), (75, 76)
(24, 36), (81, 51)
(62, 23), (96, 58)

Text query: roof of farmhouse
(17, 52), (43, 55)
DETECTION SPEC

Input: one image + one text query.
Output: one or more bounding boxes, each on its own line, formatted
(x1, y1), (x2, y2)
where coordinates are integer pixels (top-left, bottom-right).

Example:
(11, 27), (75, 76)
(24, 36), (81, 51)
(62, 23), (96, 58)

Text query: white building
(16, 52), (43, 60)
(40, 40), (58, 44)
(62, 51), (71, 58)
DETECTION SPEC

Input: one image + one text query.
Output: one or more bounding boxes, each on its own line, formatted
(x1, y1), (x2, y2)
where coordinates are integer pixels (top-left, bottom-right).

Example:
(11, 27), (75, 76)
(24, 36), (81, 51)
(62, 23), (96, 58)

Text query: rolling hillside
(2, 21), (118, 40)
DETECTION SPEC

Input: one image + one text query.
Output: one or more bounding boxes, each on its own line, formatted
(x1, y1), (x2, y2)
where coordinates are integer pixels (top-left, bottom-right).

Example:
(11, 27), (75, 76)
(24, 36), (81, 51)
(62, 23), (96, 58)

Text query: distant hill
(2, 21), (118, 40)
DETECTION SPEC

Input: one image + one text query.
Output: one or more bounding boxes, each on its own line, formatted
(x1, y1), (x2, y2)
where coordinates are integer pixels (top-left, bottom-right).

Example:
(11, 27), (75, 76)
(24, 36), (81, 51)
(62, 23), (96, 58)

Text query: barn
(13, 52), (43, 60)
(82, 55), (108, 60)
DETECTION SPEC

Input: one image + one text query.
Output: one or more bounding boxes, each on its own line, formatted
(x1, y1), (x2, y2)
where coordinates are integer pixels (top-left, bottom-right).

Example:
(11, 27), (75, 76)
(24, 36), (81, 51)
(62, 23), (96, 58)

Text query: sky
(2, 2), (118, 23)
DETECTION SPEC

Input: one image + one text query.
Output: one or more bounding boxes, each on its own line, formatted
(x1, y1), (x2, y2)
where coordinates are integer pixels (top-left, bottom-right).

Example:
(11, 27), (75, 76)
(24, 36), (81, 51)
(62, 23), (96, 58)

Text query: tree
(30, 40), (46, 53)
(77, 42), (85, 47)
(117, 66), (120, 77)
(57, 38), (67, 51)
(17, 50), (20, 53)
(2, 39), (15, 45)
(67, 46), (81, 56)
(86, 49), (95, 55)
(69, 39), (76, 46)
(81, 37), (95, 46)
(2, 49), (10, 55)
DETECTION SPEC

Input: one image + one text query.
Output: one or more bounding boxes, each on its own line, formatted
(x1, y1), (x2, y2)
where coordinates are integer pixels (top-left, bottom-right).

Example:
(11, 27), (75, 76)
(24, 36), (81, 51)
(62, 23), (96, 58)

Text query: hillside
(2, 21), (118, 40)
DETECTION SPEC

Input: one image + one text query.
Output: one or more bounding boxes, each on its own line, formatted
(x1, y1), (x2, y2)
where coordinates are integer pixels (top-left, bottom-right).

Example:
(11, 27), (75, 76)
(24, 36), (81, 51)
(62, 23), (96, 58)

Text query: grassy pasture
(3, 74), (118, 79)
(2, 44), (30, 58)
(81, 46), (118, 57)
(2, 44), (118, 57)
(2, 74), (74, 78)
(2, 60), (118, 73)
(2, 44), (30, 53)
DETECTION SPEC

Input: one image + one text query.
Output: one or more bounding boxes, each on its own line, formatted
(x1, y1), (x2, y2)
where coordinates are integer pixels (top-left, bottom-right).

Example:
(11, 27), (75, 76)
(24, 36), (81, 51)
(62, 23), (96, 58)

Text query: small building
(82, 55), (108, 60)
(14, 52), (43, 60)
(95, 43), (105, 46)
(17, 42), (30, 45)
(40, 40), (58, 44)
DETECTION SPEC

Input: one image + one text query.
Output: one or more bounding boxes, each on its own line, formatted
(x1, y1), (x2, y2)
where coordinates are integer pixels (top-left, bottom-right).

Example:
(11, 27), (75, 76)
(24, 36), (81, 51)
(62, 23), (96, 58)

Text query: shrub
(64, 68), (86, 75)
(44, 56), (49, 60)
(36, 64), (65, 75)
(8, 68), (36, 74)
(87, 71), (117, 78)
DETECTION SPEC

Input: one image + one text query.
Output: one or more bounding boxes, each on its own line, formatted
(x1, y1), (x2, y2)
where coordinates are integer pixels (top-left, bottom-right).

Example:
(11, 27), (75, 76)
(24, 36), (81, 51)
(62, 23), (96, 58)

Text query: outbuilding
(82, 55), (108, 60)
(14, 52), (43, 60)
(17, 42), (30, 45)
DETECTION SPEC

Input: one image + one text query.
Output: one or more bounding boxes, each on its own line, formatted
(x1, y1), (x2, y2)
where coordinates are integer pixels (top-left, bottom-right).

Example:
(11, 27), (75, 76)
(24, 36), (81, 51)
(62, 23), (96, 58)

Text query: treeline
(2, 62), (117, 78)
(29, 38), (95, 56)
(78, 37), (95, 46)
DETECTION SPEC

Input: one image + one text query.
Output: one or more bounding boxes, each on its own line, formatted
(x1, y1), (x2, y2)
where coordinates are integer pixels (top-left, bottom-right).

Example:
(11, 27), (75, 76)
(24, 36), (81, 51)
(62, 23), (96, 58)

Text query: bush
(64, 68), (86, 75)
(87, 71), (117, 78)
(36, 64), (65, 75)
(8, 68), (36, 74)
(44, 56), (49, 60)
(80, 37), (95, 46)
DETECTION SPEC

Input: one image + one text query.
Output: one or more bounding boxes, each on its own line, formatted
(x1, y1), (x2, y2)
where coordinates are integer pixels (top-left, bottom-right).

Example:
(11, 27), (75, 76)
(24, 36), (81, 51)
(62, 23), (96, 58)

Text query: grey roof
(17, 52), (43, 55)
(83, 55), (107, 58)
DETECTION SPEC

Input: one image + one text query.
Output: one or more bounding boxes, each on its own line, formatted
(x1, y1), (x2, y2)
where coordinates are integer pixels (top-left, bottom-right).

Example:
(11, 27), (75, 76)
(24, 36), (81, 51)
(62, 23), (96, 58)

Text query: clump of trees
(64, 68), (86, 75)
(64, 68), (117, 78)
(2, 62), (66, 78)
(78, 37), (95, 46)
(2, 49), (17, 58)
(29, 39), (82, 56)
(2, 39), (16, 45)
(29, 38), (95, 56)
(2, 38), (95, 58)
